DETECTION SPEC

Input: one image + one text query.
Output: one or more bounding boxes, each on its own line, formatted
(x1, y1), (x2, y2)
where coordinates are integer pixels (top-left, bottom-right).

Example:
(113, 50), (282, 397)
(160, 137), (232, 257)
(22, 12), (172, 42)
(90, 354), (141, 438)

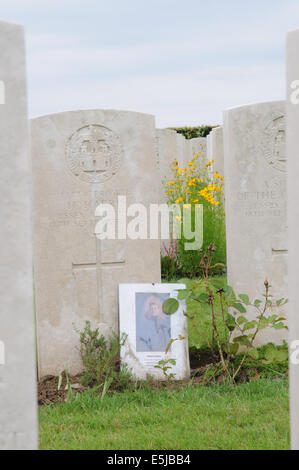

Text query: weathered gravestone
(176, 132), (188, 169)
(190, 137), (207, 168)
(156, 128), (179, 203)
(31, 110), (161, 377)
(0, 21), (38, 450)
(223, 101), (287, 346)
(206, 133), (215, 181)
(209, 127), (224, 176)
(207, 133), (212, 162)
(287, 28), (299, 450)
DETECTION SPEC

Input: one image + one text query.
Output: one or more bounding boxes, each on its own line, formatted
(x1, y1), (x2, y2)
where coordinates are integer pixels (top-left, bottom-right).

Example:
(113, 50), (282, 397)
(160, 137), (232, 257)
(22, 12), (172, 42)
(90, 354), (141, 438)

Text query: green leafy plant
(163, 245), (288, 382)
(154, 358), (176, 382)
(76, 321), (132, 391)
(154, 336), (185, 382)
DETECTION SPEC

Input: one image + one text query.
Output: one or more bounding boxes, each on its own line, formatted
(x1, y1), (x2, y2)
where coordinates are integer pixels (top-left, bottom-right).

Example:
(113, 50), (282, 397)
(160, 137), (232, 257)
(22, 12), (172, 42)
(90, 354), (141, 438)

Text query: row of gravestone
(0, 20), (299, 449)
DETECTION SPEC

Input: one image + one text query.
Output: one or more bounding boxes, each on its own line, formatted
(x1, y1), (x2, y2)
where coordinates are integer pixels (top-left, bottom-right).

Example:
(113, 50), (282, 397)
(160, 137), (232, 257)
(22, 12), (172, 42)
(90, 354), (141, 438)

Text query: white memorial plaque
(119, 283), (190, 380)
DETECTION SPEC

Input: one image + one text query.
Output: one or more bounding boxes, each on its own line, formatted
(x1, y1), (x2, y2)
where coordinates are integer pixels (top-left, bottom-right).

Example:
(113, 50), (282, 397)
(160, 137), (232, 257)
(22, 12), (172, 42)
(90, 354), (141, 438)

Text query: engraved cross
(72, 238), (125, 322)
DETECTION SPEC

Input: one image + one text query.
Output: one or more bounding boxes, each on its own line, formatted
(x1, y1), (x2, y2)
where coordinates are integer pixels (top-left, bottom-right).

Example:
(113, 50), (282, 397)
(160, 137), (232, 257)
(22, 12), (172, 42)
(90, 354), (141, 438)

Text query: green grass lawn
(39, 378), (290, 450)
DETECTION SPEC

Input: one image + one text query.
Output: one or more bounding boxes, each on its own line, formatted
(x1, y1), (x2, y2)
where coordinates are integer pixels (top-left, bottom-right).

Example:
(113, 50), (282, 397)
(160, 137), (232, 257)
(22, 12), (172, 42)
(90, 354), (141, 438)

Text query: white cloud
(28, 62), (285, 127)
(4, 0), (295, 126)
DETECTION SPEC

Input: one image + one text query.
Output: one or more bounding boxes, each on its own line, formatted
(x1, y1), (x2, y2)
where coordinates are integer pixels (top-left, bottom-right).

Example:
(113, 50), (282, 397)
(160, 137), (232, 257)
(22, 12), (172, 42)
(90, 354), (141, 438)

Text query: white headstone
(189, 137), (207, 168)
(176, 132), (187, 169)
(31, 110), (161, 377)
(210, 127), (224, 176)
(223, 101), (287, 346)
(0, 21), (38, 450)
(207, 133), (212, 162)
(156, 129), (178, 203)
(119, 283), (190, 380)
(206, 133), (215, 181)
(287, 28), (299, 450)
(183, 138), (193, 168)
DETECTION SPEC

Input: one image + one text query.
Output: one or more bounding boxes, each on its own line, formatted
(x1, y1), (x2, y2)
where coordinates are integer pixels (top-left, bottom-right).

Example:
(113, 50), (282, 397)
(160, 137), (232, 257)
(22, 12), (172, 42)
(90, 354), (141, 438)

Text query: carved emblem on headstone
(263, 115), (286, 172)
(66, 124), (122, 183)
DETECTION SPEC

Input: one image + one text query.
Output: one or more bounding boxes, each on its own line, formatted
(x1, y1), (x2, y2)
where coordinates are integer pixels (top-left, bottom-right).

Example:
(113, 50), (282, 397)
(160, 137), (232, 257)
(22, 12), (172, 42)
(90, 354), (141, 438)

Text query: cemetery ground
(38, 277), (290, 450)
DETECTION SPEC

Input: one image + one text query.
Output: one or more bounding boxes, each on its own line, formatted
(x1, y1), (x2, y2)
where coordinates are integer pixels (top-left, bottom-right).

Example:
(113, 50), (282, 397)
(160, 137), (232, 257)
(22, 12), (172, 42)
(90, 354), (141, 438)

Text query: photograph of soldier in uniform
(135, 293), (171, 352)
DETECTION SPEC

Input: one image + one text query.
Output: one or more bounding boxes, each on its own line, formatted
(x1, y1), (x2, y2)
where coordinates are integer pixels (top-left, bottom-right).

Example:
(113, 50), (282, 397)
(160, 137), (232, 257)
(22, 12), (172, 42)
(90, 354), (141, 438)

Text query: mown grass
(39, 379), (290, 450)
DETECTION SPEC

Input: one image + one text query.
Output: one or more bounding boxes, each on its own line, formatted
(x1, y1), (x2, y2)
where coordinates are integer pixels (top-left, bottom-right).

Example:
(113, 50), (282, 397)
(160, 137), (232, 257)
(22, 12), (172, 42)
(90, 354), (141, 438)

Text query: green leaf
(258, 318), (269, 330)
(57, 375), (63, 391)
(273, 322), (287, 330)
(267, 315), (278, 323)
(264, 344), (277, 362)
(237, 316), (247, 325)
(229, 343), (239, 355)
(276, 298), (287, 306)
(243, 321), (257, 332)
(233, 335), (251, 347)
(211, 279), (225, 290)
(177, 289), (189, 300)
(168, 358), (176, 365)
(248, 348), (259, 360)
(232, 302), (247, 314)
(226, 314), (236, 332)
(191, 293), (210, 303)
(254, 299), (262, 308)
(274, 350), (288, 362)
(163, 298), (179, 315)
(239, 294), (250, 305)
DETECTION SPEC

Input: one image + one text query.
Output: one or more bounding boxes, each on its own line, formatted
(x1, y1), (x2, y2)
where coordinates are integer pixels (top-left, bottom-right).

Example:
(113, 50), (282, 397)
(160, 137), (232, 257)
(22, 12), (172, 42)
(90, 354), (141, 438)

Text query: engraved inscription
(0, 81), (5, 104)
(47, 190), (132, 228)
(262, 115), (286, 172)
(66, 125), (122, 183)
(237, 178), (286, 218)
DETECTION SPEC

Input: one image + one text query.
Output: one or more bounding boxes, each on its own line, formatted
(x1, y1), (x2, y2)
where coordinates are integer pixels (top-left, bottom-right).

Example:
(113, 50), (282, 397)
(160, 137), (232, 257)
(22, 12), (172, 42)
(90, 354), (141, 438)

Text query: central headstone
(0, 21), (37, 450)
(31, 110), (161, 377)
(223, 101), (287, 345)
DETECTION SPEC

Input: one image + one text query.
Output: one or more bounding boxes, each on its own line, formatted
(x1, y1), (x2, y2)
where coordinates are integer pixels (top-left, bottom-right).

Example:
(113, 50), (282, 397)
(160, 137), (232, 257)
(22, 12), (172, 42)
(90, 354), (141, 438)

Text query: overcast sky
(1, 0), (298, 127)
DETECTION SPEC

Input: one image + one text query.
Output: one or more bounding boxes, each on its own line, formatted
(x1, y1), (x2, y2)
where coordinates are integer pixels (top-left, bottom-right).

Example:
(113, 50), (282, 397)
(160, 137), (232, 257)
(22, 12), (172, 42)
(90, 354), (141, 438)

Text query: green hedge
(169, 125), (215, 139)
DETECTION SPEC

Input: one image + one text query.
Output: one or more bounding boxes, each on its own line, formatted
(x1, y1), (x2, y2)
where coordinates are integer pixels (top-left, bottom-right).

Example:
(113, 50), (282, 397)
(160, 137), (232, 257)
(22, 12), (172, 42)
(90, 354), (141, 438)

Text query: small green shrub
(161, 237), (182, 280)
(169, 125), (214, 139)
(77, 321), (132, 391)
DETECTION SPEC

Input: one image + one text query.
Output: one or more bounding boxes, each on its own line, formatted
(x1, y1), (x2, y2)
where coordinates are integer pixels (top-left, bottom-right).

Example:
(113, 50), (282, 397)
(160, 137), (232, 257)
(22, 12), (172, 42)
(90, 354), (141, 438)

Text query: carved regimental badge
(262, 115), (286, 172)
(66, 125), (122, 183)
